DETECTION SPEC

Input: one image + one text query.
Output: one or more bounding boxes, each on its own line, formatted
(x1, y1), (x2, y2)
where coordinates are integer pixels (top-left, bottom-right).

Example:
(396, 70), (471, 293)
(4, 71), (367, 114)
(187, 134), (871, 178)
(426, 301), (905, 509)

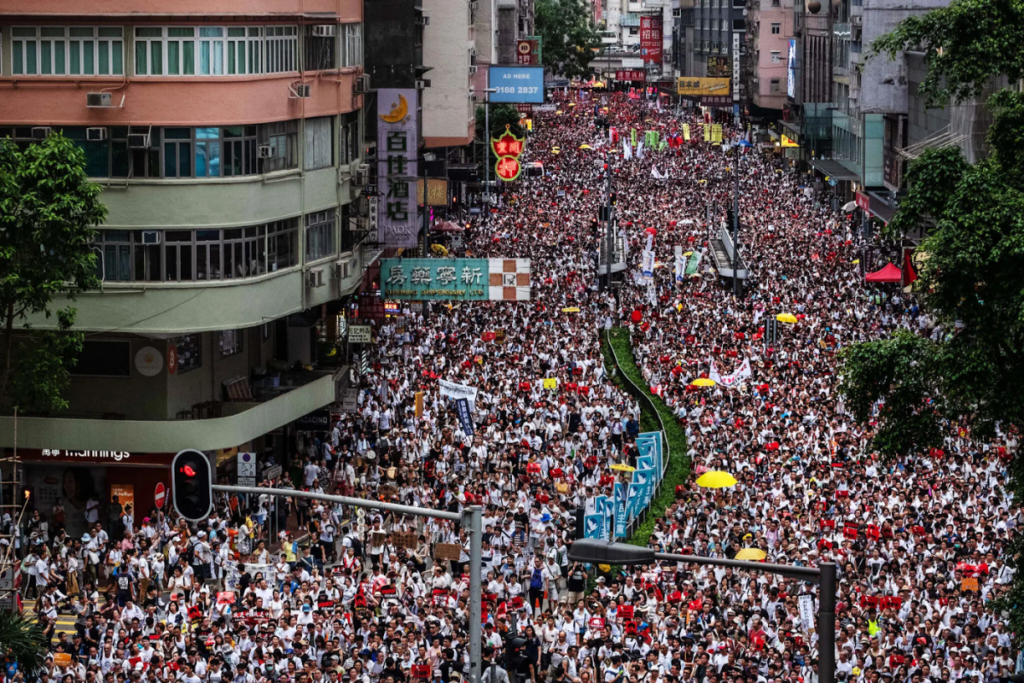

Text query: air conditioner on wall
(257, 144), (273, 159)
(32, 127), (52, 140)
(312, 25), (337, 37)
(416, 79), (431, 89)
(354, 74), (371, 94)
(307, 269), (326, 288)
(141, 231), (162, 245)
(291, 83), (312, 98)
(86, 92), (114, 108)
(128, 134), (150, 149)
(354, 163), (371, 186)
(86, 127), (108, 141)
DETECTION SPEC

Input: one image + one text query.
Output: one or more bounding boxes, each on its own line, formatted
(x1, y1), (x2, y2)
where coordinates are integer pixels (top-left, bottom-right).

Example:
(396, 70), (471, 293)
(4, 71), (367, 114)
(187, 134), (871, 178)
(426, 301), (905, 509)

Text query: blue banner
(625, 481), (644, 521)
(488, 66), (545, 104)
(594, 496), (610, 540)
(454, 398), (474, 436)
(614, 482), (628, 538)
(637, 455), (654, 472)
(584, 514), (604, 539)
(603, 497), (615, 540)
(636, 467), (655, 505)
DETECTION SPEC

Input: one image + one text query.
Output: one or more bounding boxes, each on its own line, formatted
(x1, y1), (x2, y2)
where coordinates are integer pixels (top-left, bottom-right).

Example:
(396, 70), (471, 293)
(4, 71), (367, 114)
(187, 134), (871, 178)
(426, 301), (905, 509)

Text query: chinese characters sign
(381, 258), (532, 301)
(516, 37), (542, 65)
(615, 70), (646, 82)
(377, 89), (420, 248)
(676, 78), (730, 96)
(491, 125), (525, 182)
(639, 15), (662, 65)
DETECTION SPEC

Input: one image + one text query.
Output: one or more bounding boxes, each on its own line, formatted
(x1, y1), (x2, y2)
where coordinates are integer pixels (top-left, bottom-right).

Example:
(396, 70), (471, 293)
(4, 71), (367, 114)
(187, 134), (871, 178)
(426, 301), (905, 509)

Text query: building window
(771, 22), (781, 34)
(70, 340), (131, 377)
(304, 117), (334, 171)
(133, 26), (297, 76)
(171, 335), (202, 374)
(305, 209), (337, 262)
(341, 24), (363, 67)
(219, 330), (244, 357)
(12, 26), (124, 76)
(771, 51), (781, 63)
(340, 112), (360, 166)
(770, 78), (781, 93)
(90, 220), (300, 283)
(261, 120), (300, 173)
(305, 27), (337, 70)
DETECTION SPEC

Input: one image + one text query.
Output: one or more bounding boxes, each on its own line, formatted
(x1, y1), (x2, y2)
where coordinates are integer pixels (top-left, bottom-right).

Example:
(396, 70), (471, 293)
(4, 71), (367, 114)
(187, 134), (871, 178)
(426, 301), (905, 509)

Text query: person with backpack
(527, 555), (550, 613)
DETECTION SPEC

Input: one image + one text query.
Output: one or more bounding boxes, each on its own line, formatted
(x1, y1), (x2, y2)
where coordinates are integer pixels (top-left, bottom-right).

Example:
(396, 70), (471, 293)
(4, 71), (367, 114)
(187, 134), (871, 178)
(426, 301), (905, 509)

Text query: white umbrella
(842, 200), (858, 212)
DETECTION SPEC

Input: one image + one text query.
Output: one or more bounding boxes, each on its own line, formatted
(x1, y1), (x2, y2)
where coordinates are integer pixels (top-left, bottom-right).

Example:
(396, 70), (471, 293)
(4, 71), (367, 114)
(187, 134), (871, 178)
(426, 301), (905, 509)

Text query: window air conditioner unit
(257, 144), (273, 159)
(291, 83), (312, 98)
(86, 92), (114, 108)
(141, 231), (162, 245)
(354, 163), (370, 186)
(312, 25), (337, 37)
(354, 73), (371, 94)
(416, 79), (430, 89)
(416, 15), (430, 25)
(128, 133), (150, 149)
(469, 65), (478, 75)
(32, 127), (52, 140)
(307, 269), (326, 288)
(86, 127), (108, 142)
(332, 260), (353, 280)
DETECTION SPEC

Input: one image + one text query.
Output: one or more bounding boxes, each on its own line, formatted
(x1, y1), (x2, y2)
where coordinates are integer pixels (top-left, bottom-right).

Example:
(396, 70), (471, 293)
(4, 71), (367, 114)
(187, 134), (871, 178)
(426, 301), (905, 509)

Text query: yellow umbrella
(696, 471), (738, 488)
(430, 244), (448, 256)
(611, 463), (636, 472)
(568, 103), (577, 107)
(579, 144), (592, 150)
(555, 110), (563, 115)
(690, 378), (716, 387)
(776, 313), (798, 324)
(561, 307), (581, 313)
(598, 564), (612, 573)
(734, 548), (767, 561)
(697, 179), (708, 184)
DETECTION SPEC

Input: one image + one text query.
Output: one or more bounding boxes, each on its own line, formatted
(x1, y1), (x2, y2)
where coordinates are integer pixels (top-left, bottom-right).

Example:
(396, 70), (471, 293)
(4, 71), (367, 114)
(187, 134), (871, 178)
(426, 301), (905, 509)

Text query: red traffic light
(181, 465), (197, 477)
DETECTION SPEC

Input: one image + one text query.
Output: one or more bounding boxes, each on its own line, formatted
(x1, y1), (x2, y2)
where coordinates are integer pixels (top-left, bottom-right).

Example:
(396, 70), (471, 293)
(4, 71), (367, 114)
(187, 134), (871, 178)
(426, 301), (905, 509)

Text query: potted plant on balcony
(266, 359), (289, 388)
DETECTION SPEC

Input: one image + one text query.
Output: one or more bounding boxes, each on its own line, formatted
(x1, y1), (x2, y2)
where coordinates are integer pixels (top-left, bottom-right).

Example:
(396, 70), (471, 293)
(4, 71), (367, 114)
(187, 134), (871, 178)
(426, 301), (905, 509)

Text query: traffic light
(172, 449), (212, 521)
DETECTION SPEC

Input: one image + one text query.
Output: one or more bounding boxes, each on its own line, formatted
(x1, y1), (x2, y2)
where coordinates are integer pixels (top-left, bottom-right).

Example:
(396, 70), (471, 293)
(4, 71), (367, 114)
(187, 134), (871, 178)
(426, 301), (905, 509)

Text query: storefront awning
(810, 158), (859, 181)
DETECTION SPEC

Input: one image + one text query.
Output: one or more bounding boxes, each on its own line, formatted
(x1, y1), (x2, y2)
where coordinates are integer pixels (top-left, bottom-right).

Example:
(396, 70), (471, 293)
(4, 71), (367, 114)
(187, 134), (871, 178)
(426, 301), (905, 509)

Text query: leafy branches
(869, 0), (1024, 107)
(0, 133), (105, 413)
(535, 0), (601, 80)
(0, 611), (50, 676)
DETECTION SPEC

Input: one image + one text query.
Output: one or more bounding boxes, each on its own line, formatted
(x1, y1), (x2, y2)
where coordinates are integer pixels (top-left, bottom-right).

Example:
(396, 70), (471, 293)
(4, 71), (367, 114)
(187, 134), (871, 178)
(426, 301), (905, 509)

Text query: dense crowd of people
(9, 89), (1021, 683)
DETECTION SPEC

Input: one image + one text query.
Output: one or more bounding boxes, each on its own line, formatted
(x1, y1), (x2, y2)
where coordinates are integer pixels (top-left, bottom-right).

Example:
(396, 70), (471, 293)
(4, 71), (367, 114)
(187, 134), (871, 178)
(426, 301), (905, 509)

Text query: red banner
(616, 70), (646, 82)
(856, 191), (871, 212)
(640, 15), (663, 65)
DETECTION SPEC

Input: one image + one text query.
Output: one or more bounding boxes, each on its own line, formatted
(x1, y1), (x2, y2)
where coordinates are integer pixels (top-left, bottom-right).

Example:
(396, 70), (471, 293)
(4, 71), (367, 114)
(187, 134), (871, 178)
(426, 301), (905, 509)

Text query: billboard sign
(676, 78), (730, 96)
(732, 32), (741, 101)
(640, 15), (663, 64)
(489, 66), (545, 103)
(516, 38), (542, 65)
(616, 69), (647, 82)
(380, 258), (532, 301)
(377, 88), (420, 248)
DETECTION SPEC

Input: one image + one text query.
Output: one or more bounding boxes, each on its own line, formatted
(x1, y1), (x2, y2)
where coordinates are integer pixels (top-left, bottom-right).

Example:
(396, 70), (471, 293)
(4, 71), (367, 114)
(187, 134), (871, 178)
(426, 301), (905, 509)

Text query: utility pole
(604, 159), (614, 290)
(482, 88), (496, 232)
(732, 142), (740, 297)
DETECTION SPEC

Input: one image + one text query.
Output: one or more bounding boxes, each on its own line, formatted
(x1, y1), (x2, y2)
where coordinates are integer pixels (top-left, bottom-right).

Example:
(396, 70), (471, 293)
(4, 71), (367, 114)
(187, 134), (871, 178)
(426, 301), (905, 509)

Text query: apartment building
(0, 0), (370, 512)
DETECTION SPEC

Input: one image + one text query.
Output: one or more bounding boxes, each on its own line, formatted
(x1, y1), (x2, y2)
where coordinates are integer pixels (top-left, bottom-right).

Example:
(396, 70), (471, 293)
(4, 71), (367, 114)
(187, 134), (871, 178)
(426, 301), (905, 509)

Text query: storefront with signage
(16, 449), (175, 540)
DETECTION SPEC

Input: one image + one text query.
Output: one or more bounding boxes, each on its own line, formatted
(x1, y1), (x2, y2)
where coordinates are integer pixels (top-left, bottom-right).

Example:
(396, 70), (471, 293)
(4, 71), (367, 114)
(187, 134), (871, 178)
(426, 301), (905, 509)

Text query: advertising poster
(110, 484), (135, 526)
(26, 466), (109, 540)
(640, 15), (663, 65)
(381, 258), (531, 301)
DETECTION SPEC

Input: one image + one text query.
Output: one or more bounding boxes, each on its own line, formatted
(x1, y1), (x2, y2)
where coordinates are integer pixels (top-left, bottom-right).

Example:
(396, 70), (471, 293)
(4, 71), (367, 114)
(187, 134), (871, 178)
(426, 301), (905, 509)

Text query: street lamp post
(568, 539), (836, 683)
(482, 88), (497, 231)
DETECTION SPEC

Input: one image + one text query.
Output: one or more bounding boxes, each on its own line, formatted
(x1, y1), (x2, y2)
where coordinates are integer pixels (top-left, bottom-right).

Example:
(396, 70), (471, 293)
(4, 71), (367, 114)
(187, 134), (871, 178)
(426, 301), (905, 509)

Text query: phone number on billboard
(495, 86), (540, 95)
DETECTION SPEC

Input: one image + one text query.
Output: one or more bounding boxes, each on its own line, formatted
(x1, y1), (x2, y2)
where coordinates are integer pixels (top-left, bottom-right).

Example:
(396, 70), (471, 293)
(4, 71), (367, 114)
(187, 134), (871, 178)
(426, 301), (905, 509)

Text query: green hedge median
(602, 327), (690, 548)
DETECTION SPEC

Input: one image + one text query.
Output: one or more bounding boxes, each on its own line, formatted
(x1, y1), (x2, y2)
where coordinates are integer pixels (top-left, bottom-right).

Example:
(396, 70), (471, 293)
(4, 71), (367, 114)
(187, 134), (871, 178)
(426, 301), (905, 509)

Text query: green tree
(843, 0), (1024, 642)
(535, 0), (601, 79)
(0, 133), (106, 414)
(0, 611), (49, 676)
(476, 104), (526, 146)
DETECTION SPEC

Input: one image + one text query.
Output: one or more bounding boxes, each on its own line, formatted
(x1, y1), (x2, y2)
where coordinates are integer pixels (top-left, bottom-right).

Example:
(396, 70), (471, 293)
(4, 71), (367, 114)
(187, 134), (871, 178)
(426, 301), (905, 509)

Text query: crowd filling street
(11, 90), (1021, 683)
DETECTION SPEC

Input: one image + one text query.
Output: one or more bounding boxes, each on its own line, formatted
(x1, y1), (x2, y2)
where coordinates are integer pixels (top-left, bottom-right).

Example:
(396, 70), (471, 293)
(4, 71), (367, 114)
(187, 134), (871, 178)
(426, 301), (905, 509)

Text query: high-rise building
(0, 0), (370, 513)
(745, 0), (794, 115)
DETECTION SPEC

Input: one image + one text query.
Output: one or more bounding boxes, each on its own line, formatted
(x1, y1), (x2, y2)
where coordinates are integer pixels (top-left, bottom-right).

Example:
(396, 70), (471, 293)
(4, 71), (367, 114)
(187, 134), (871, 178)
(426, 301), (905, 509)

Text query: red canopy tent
(865, 263), (903, 283)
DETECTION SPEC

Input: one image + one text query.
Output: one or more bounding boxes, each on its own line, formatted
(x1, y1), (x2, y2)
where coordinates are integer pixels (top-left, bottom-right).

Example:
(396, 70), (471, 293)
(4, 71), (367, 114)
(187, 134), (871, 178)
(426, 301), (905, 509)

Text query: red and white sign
(154, 482), (166, 509)
(855, 191), (871, 212)
(167, 344), (178, 374)
(616, 69), (646, 82)
(640, 15), (663, 65)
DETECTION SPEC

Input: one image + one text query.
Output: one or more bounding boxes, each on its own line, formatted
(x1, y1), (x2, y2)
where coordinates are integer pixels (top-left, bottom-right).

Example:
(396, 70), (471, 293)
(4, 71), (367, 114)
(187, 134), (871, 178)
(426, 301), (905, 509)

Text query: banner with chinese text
(640, 15), (663, 65)
(377, 89), (420, 248)
(381, 258), (531, 301)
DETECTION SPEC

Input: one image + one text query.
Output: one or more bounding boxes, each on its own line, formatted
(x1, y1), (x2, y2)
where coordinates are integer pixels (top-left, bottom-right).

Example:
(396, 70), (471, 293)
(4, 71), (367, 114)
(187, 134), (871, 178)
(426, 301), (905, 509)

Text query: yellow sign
(415, 391), (424, 418)
(676, 77), (730, 96)
(703, 125), (710, 142)
(711, 124), (723, 143)
(417, 178), (449, 206)
(682, 124), (690, 141)
(110, 484), (135, 524)
(379, 94), (409, 123)
(543, 378), (558, 390)
(780, 134), (799, 148)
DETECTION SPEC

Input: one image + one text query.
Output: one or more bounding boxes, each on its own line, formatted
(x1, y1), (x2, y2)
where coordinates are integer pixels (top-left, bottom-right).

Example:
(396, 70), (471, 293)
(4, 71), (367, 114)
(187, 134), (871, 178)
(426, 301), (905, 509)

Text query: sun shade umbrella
(690, 378), (716, 387)
(696, 471), (738, 488)
(610, 463), (636, 472)
(776, 313), (798, 324)
(734, 548), (767, 561)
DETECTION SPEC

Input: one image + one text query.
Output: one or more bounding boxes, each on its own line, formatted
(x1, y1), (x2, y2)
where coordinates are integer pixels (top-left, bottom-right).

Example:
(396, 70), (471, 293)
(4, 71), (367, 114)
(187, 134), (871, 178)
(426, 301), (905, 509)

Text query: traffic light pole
(210, 485), (484, 683)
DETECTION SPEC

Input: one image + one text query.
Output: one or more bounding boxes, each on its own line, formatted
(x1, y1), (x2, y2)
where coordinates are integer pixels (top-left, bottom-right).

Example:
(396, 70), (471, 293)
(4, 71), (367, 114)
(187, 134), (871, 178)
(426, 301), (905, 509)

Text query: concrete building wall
(749, 0), (792, 111)
(423, 0), (475, 145)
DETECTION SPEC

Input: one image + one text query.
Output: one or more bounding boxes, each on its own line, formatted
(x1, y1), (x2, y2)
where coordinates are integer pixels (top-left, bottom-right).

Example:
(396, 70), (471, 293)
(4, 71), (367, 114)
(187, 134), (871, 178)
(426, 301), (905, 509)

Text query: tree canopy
(0, 132), (105, 414)
(846, 0), (1024, 642)
(534, 0), (601, 80)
